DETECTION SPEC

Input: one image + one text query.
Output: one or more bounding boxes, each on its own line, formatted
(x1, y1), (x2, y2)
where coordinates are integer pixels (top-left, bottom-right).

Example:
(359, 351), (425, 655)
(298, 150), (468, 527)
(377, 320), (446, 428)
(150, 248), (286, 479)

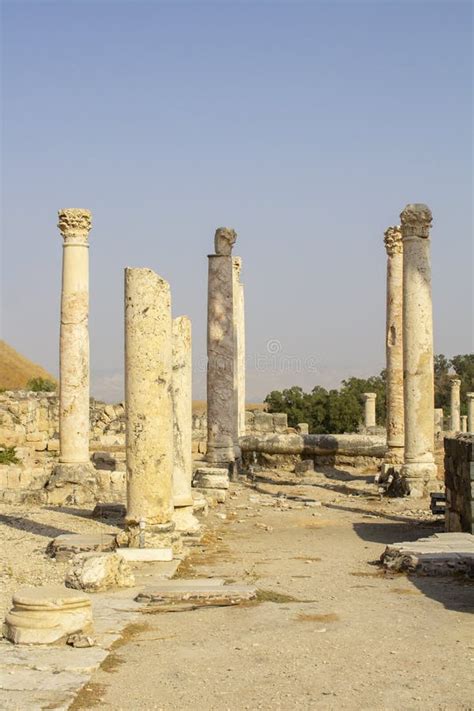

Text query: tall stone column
(400, 204), (437, 496)
(123, 268), (174, 548)
(382, 225), (404, 473)
(233, 257), (246, 441)
(205, 228), (238, 469)
(450, 378), (461, 431)
(460, 415), (468, 433)
(467, 393), (474, 433)
(58, 209), (92, 467)
(172, 316), (200, 534)
(362, 393), (376, 428)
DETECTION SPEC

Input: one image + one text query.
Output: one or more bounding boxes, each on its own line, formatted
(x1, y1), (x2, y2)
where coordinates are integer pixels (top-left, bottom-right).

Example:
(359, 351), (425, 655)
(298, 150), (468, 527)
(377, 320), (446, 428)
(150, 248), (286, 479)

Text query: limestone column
(434, 408), (444, 435)
(400, 204), (437, 495)
(450, 378), (461, 431)
(123, 268), (174, 547)
(460, 415), (468, 433)
(205, 228), (239, 470)
(382, 225), (404, 471)
(172, 316), (200, 534)
(362, 393), (376, 428)
(467, 393), (474, 433)
(55, 208), (95, 473)
(233, 257), (246, 441)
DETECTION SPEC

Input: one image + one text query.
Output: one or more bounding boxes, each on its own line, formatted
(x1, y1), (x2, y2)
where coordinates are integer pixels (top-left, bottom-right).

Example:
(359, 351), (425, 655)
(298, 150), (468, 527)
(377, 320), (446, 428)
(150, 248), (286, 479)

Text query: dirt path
(72, 480), (473, 711)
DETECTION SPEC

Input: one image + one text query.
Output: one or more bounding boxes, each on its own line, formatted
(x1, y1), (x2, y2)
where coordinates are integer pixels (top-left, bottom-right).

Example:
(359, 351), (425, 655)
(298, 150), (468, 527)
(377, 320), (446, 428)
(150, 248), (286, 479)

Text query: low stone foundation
(444, 434), (474, 534)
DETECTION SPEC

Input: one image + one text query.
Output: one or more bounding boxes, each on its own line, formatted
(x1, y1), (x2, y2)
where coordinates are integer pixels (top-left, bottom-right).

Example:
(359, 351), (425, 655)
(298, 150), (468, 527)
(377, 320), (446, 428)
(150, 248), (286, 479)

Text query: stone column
(467, 393), (474, 433)
(205, 228), (238, 470)
(57, 209), (92, 467)
(382, 225), (404, 473)
(233, 257), (246, 441)
(123, 268), (174, 548)
(172, 316), (200, 534)
(362, 393), (376, 428)
(460, 415), (468, 433)
(434, 408), (444, 435)
(400, 204), (437, 496)
(450, 378), (461, 431)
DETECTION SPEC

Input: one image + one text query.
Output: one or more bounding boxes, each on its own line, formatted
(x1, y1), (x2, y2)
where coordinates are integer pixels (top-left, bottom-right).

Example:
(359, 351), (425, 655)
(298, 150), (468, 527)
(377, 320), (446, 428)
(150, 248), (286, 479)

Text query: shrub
(0, 446), (19, 465)
(26, 377), (56, 393)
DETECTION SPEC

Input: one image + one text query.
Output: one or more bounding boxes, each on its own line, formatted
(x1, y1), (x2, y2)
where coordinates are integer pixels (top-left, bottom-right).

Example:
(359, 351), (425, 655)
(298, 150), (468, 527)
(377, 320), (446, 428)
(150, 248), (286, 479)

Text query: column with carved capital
(233, 257), (246, 442)
(362, 393), (376, 428)
(450, 378), (461, 431)
(382, 226), (404, 474)
(58, 209), (92, 466)
(400, 204), (437, 496)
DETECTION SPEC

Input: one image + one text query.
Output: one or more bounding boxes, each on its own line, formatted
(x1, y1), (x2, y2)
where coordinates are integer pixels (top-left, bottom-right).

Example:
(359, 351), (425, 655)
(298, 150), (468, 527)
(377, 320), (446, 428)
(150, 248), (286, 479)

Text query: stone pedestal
(467, 393), (474, 433)
(233, 257), (246, 443)
(172, 316), (200, 534)
(205, 228), (239, 484)
(3, 586), (93, 645)
(362, 393), (376, 428)
(382, 226), (404, 477)
(400, 204), (437, 496)
(450, 378), (461, 432)
(123, 268), (175, 548)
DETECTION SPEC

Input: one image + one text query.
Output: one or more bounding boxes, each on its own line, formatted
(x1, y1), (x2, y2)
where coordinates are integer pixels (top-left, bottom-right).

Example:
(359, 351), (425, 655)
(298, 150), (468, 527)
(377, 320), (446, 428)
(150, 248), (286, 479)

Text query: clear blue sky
(1, 0), (472, 401)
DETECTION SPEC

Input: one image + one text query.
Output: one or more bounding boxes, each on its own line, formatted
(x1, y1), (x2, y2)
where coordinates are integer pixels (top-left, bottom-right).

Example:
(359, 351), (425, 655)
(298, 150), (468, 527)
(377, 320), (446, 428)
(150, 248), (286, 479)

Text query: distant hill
(0, 340), (56, 390)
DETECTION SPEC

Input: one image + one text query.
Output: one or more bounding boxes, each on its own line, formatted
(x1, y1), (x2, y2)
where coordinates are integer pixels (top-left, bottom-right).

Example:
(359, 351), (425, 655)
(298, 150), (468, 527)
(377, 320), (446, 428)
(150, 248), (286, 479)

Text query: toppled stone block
(47, 533), (117, 561)
(65, 552), (135, 592)
(136, 579), (257, 604)
(381, 533), (474, 577)
(193, 467), (229, 490)
(296, 423), (309, 435)
(294, 459), (315, 475)
(3, 586), (93, 645)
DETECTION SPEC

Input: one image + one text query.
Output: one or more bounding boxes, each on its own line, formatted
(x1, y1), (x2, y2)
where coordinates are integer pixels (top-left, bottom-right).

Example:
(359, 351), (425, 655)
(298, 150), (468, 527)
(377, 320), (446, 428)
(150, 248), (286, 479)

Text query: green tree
(26, 377), (56, 393)
(434, 354), (451, 411)
(450, 354), (474, 414)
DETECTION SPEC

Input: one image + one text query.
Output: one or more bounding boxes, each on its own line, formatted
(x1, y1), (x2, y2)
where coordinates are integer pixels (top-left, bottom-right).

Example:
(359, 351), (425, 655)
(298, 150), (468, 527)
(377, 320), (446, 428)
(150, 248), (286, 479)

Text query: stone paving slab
(137, 580), (257, 603)
(381, 533), (474, 576)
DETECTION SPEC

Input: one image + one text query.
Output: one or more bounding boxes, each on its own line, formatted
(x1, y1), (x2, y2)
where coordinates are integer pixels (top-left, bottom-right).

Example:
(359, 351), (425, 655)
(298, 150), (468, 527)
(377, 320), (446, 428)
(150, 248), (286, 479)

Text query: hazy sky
(1, 0), (472, 402)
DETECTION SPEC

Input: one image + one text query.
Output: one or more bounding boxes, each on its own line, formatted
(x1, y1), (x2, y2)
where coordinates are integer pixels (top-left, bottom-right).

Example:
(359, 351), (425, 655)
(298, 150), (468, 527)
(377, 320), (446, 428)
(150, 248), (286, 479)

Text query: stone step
(136, 579), (256, 604)
(47, 534), (117, 561)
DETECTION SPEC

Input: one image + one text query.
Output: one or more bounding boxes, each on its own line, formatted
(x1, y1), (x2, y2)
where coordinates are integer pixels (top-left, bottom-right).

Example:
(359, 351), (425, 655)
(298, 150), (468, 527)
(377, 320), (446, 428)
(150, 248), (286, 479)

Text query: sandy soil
(63, 470), (473, 711)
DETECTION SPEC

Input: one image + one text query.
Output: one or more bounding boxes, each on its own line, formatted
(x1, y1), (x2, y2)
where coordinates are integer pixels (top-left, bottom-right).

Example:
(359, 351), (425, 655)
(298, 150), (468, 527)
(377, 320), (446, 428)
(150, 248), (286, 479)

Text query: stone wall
(444, 434), (474, 534)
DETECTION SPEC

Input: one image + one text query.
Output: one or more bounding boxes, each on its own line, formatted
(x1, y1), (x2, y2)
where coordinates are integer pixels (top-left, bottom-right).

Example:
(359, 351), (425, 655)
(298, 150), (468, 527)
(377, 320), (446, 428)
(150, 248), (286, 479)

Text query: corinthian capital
(400, 203), (432, 239)
(384, 225), (403, 256)
(58, 209), (92, 244)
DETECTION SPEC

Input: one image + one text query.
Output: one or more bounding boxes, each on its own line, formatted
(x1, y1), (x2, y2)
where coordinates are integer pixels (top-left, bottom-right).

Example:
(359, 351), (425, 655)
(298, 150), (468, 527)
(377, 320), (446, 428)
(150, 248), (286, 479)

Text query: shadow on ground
(0, 513), (72, 538)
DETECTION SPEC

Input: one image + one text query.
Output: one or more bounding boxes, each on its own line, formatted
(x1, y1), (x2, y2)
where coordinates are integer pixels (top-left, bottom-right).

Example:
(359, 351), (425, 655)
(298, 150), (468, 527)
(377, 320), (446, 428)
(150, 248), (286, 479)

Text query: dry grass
(0, 340), (56, 390)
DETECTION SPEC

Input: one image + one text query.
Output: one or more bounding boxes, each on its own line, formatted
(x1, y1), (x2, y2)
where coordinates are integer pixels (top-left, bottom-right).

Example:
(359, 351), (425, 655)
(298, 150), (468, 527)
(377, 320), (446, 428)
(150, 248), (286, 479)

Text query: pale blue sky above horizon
(1, 0), (472, 402)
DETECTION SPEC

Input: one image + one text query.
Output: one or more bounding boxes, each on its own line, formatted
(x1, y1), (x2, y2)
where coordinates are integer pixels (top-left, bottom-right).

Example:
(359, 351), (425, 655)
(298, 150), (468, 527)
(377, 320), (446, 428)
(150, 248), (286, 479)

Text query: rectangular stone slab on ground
(136, 580), (256, 603)
(116, 548), (173, 562)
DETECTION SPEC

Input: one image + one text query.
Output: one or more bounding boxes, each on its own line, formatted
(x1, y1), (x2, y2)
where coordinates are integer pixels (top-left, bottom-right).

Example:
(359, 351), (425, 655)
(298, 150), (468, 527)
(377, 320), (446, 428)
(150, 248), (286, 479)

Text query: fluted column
(362, 393), (376, 428)
(467, 393), (474, 433)
(400, 204), (437, 496)
(450, 378), (461, 431)
(57, 209), (92, 466)
(124, 268), (174, 547)
(233, 257), (246, 442)
(206, 228), (238, 469)
(172, 316), (200, 534)
(382, 226), (404, 470)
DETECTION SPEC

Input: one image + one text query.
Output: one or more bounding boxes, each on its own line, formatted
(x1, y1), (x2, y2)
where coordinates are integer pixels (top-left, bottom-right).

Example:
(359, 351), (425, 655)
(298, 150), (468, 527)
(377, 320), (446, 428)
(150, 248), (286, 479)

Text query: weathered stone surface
(400, 204), (437, 494)
(232, 257), (246, 441)
(136, 579), (257, 603)
(240, 433), (386, 457)
(124, 268), (174, 545)
(116, 548), (173, 562)
(46, 463), (97, 506)
(362, 393), (376, 428)
(172, 316), (194, 508)
(48, 533), (117, 561)
(444, 434), (474, 534)
(467, 393), (474, 433)
(450, 378), (461, 432)
(193, 467), (230, 490)
(65, 552), (135, 592)
(3, 586), (93, 645)
(294, 459), (315, 475)
(381, 533), (474, 577)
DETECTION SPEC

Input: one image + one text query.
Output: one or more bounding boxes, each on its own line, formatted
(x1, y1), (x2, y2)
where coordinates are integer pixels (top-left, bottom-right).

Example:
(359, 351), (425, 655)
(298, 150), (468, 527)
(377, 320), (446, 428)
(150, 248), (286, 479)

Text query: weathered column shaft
(383, 226), (404, 464)
(124, 268), (173, 532)
(400, 204), (437, 494)
(450, 378), (461, 431)
(460, 415), (468, 433)
(172, 316), (193, 508)
(363, 393), (376, 428)
(467, 394), (474, 433)
(206, 228), (238, 466)
(58, 209), (92, 465)
(233, 257), (246, 440)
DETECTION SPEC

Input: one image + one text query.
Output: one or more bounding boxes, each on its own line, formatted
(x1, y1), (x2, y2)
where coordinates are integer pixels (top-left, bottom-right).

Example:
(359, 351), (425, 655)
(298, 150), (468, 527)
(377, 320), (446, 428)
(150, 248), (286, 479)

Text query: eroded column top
(466, 392), (474, 400)
(214, 227), (237, 255)
(400, 204), (432, 238)
(363, 392), (377, 401)
(58, 208), (92, 245)
(450, 378), (461, 390)
(384, 225), (402, 256)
